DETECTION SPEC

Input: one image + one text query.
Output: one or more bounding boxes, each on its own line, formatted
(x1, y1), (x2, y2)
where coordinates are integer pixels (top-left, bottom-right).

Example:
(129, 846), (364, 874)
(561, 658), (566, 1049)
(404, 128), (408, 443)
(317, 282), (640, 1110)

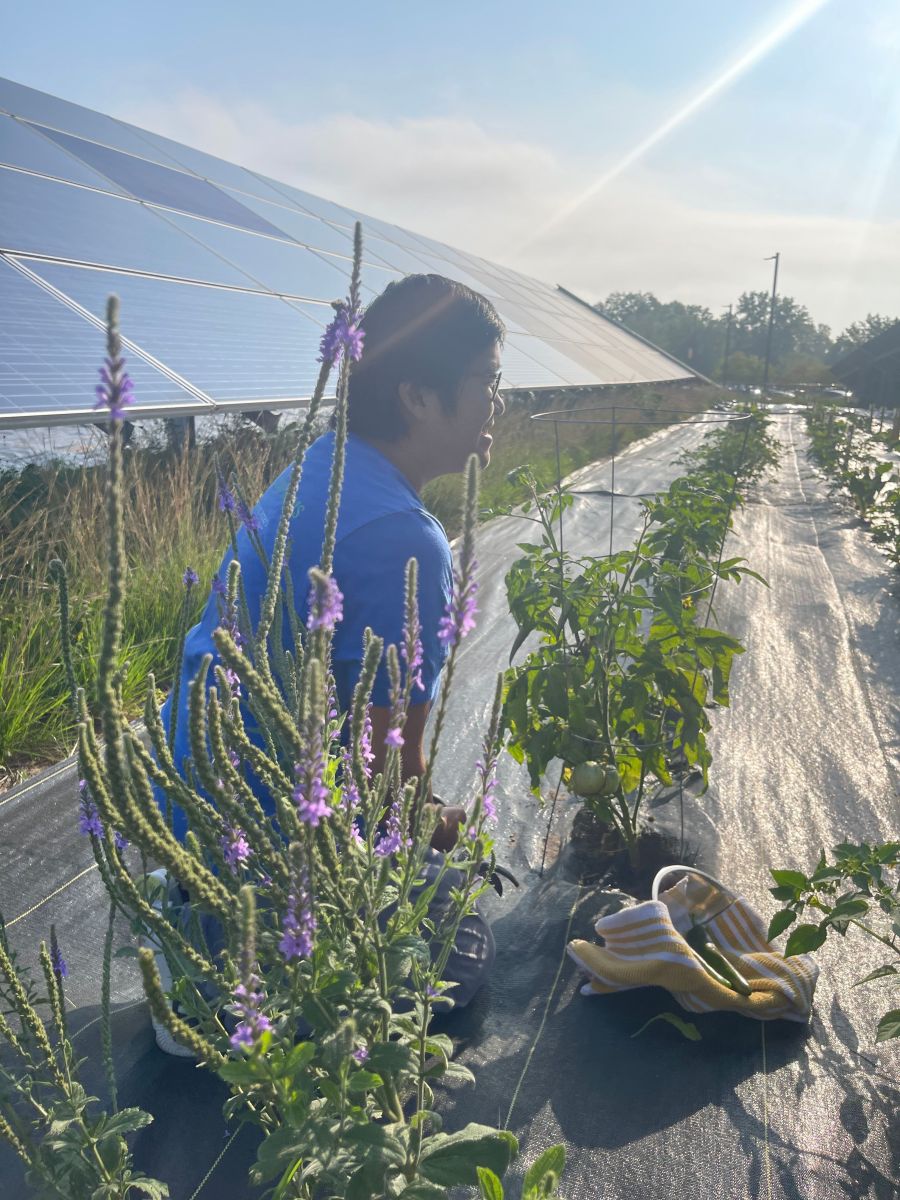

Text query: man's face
(438, 341), (504, 473)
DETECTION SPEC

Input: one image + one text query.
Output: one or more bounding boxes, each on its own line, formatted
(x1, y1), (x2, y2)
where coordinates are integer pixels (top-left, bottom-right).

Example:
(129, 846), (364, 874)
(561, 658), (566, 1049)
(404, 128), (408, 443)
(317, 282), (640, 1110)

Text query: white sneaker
(142, 869), (197, 1060)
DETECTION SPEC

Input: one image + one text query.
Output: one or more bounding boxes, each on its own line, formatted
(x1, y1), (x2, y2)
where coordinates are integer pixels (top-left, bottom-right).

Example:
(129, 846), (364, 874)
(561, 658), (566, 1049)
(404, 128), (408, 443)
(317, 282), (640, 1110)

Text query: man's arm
(368, 702), (465, 851)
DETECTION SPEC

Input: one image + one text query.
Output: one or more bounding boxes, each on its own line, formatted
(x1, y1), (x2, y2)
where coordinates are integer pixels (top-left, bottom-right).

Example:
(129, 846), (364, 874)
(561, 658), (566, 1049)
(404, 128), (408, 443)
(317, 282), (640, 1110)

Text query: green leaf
(769, 869), (808, 891)
(419, 1125), (518, 1188)
(478, 1165), (505, 1200)
(128, 1178), (170, 1199)
(631, 1012), (702, 1042)
(852, 964), (898, 987)
(347, 1069), (384, 1092)
(368, 1040), (414, 1073)
(399, 1184), (447, 1200)
(217, 1058), (264, 1085)
(875, 1009), (900, 1043)
(825, 897), (869, 923)
(522, 1144), (566, 1198)
(101, 1107), (153, 1137)
(784, 923), (828, 956)
(766, 909), (797, 941)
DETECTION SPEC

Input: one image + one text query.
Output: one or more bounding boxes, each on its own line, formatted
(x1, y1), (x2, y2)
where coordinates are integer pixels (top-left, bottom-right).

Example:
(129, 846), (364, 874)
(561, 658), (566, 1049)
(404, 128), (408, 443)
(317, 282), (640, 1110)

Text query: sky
(3, 0), (900, 334)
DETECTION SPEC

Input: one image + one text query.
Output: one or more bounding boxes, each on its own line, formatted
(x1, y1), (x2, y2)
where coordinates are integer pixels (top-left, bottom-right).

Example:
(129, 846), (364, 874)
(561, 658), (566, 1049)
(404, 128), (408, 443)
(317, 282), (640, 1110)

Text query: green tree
(830, 314), (899, 361)
(596, 292), (725, 377)
(732, 291), (823, 363)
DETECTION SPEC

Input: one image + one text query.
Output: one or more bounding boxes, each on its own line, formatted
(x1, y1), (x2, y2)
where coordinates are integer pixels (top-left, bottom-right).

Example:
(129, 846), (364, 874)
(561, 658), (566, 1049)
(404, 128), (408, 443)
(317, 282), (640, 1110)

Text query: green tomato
(570, 761), (619, 797)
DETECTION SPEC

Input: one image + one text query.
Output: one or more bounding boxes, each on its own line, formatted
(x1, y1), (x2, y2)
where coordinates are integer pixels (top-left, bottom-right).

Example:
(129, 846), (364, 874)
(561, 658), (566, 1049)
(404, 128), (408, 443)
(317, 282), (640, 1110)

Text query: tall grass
(0, 418), (312, 785)
(0, 383), (715, 785)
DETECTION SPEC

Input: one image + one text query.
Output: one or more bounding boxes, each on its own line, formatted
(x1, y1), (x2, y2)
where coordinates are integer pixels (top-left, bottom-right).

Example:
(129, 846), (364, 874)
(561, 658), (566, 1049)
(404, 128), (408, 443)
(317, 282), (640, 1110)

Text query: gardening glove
(568, 872), (818, 1022)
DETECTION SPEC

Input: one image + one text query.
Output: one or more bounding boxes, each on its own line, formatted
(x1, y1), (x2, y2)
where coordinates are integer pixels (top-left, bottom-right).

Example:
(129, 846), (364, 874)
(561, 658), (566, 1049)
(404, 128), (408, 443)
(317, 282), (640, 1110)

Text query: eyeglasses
(489, 371), (503, 403)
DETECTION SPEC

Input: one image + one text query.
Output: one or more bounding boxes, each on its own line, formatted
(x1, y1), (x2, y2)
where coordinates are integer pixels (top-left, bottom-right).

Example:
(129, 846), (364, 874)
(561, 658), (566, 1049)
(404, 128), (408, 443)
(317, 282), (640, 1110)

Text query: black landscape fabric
(2, 410), (897, 1198)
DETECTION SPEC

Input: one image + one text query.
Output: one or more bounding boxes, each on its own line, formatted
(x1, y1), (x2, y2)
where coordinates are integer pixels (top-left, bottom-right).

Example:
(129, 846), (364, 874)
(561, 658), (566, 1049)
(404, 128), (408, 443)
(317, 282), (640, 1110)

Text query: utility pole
(762, 252), (780, 394)
(721, 304), (733, 388)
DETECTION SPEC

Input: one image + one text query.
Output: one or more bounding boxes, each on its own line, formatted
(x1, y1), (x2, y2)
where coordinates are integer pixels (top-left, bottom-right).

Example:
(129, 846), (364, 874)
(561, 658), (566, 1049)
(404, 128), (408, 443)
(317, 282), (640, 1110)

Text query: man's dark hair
(346, 274), (505, 440)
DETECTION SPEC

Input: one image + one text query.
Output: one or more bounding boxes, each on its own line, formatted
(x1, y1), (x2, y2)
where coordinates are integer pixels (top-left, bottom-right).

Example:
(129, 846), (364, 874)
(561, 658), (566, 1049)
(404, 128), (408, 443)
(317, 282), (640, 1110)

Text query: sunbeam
(515, 0), (832, 253)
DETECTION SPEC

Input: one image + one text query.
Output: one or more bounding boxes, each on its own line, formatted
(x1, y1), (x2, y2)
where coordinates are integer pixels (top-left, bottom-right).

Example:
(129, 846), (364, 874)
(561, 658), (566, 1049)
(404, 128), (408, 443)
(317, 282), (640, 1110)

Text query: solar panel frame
(0, 169), (267, 287)
(37, 127), (291, 237)
(28, 260), (337, 407)
(0, 114), (127, 195)
(0, 78), (187, 168)
(0, 76), (696, 429)
(0, 255), (205, 428)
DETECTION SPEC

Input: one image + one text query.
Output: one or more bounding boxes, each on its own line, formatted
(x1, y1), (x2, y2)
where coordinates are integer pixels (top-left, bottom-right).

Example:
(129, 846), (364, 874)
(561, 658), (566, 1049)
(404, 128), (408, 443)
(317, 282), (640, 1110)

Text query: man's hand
(429, 804), (467, 852)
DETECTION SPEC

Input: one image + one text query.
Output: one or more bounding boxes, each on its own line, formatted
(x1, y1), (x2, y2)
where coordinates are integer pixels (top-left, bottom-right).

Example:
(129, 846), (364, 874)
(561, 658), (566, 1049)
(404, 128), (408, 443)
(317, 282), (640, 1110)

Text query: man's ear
(398, 380), (440, 424)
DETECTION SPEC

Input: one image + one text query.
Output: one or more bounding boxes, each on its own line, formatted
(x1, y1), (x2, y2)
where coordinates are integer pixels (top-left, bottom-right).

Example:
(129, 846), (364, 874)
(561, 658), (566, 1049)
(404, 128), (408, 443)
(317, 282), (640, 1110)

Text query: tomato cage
(520, 404), (756, 867)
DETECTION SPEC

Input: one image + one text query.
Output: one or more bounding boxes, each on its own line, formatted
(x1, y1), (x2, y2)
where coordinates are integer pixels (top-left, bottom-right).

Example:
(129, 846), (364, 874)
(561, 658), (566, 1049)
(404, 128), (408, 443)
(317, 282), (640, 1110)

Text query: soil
(562, 805), (700, 898)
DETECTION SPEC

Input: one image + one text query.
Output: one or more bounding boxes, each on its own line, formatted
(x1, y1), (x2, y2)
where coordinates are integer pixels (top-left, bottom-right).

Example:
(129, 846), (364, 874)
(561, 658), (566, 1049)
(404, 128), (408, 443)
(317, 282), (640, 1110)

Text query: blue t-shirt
(159, 432), (452, 834)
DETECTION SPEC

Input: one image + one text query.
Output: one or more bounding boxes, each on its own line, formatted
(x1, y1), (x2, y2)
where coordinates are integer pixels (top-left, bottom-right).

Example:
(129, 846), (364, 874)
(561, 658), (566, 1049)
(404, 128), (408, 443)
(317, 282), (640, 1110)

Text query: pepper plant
(768, 841), (900, 1044)
(15, 225), (568, 1199)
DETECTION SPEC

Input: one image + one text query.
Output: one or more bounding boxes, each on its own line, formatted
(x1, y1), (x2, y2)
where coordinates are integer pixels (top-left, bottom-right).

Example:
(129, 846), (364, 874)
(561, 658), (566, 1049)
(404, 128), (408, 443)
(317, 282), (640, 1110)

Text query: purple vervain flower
(217, 468), (236, 514)
(401, 620), (425, 694)
(93, 356), (134, 422)
(340, 747), (361, 812)
(78, 781), (103, 838)
(437, 562), (479, 649)
(307, 573), (344, 633)
(360, 710), (374, 775)
(236, 499), (260, 534)
(114, 831), (129, 853)
(384, 727), (404, 749)
(221, 826), (251, 873)
(279, 884), (316, 961)
(211, 574), (227, 597)
(318, 302), (365, 367)
(50, 942), (68, 979)
(352, 1045), (369, 1065)
(229, 975), (272, 1050)
(293, 736), (333, 827)
(475, 760), (498, 825)
(374, 796), (411, 858)
(182, 566), (199, 590)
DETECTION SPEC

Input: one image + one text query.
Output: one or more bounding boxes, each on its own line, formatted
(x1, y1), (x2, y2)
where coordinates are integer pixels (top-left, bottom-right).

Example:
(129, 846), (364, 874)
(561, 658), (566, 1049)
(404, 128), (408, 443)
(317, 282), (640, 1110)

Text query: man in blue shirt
(161, 273), (505, 847)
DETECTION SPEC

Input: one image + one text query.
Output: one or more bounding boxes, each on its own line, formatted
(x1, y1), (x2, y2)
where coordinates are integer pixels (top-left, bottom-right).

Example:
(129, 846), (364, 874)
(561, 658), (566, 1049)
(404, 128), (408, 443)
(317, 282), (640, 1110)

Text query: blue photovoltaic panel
(0, 76), (694, 425)
(505, 334), (596, 387)
(0, 169), (259, 286)
(309, 249), (401, 298)
(122, 127), (302, 208)
(0, 257), (197, 422)
(37, 127), (291, 238)
(31, 261), (333, 403)
(258, 177), (361, 230)
(0, 114), (126, 194)
(162, 212), (356, 301)
(220, 188), (359, 257)
(497, 338), (569, 390)
(0, 78), (185, 168)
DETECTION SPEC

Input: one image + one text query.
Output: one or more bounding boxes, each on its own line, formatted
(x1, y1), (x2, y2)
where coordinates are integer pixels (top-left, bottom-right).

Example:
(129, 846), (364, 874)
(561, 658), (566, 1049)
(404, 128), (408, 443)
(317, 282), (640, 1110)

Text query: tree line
(593, 291), (898, 386)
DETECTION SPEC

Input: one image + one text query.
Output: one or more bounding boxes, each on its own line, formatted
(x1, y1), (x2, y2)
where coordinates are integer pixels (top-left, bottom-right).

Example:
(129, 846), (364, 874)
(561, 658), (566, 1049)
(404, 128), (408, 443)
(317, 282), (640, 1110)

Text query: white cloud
(126, 91), (899, 331)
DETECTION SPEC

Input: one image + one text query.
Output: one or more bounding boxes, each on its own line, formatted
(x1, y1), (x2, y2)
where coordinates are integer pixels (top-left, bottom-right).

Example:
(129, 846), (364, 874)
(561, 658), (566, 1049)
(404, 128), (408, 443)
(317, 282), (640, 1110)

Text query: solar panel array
(0, 76), (692, 429)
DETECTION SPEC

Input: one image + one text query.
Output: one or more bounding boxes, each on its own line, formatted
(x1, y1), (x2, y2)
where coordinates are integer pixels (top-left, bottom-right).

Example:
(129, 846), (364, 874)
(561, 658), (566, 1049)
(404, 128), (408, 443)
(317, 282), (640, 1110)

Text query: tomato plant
(501, 412), (773, 867)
